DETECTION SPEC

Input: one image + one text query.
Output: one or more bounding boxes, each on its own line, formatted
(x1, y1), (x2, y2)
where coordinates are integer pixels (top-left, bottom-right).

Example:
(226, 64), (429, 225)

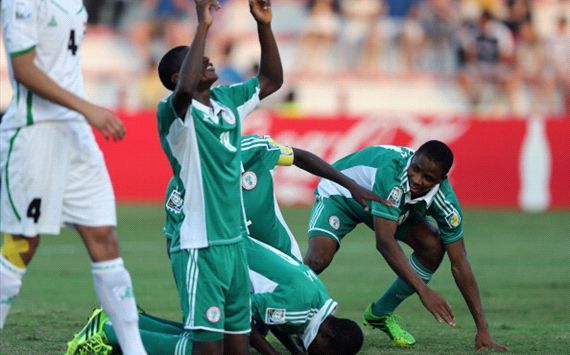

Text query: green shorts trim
(170, 241), (251, 341)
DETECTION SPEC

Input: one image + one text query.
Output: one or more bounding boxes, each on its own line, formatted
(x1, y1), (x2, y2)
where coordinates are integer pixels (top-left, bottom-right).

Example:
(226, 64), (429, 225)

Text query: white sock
(91, 258), (147, 355)
(0, 255), (25, 329)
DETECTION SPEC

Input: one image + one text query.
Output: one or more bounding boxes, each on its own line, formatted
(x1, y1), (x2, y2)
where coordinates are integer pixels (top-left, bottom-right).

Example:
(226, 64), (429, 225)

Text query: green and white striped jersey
(317, 145), (464, 244)
(157, 77), (260, 249)
(241, 135), (301, 259)
(1, 0), (87, 129)
(246, 237), (336, 350)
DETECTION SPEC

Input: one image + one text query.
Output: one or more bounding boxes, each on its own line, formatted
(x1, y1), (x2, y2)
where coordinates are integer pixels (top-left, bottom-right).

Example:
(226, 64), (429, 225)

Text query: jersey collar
(400, 155), (440, 206)
(302, 299), (338, 350)
(190, 98), (228, 125)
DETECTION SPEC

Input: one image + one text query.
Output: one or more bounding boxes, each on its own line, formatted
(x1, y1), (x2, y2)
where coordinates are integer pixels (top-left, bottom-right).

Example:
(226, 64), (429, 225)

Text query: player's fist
(195, 0), (220, 26)
(249, 0), (272, 24)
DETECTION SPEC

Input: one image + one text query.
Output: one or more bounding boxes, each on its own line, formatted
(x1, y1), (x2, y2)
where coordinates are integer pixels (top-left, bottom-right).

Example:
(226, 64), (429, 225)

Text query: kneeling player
(65, 236), (363, 355)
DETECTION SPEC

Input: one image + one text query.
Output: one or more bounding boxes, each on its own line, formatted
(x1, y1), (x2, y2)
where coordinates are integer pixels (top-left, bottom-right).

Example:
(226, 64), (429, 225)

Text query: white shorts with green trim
(0, 121), (116, 237)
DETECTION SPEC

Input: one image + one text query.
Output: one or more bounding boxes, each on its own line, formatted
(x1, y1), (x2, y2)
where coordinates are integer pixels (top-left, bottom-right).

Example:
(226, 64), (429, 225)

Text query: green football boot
(363, 304), (416, 347)
(65, 308), (113, 355)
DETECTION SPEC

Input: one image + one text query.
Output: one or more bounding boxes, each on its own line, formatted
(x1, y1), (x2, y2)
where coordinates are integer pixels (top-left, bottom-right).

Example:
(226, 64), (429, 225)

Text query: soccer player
(155, 0), (283, 353)
(303, 141), (508, 351)
(239, 134), (388, 260)
(66, 236), (364, 355)
(0, 1), (146, 354)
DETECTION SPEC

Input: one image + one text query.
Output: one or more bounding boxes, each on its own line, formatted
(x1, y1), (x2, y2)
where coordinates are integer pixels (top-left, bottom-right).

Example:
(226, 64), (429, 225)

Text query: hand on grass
(475, 331), (508, 351)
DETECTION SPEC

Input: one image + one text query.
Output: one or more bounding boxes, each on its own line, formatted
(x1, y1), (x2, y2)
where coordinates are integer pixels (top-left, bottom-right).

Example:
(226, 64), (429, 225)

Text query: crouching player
(65, 237), (363, 355)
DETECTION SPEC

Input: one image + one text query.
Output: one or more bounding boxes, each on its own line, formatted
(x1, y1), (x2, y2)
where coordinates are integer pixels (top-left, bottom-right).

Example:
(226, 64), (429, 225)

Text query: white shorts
(0, 121), (116, 237)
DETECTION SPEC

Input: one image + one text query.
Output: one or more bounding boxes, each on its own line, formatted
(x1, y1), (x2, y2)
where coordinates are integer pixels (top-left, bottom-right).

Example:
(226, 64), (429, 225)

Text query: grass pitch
(0, 206), (568, 354)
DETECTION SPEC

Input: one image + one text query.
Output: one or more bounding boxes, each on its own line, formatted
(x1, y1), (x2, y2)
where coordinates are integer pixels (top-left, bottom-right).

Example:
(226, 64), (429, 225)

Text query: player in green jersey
(154, 0), (283, 353)
(303, 141), (507, 351)
(239, 134), (388, 260)
(66, 236), (364, 355)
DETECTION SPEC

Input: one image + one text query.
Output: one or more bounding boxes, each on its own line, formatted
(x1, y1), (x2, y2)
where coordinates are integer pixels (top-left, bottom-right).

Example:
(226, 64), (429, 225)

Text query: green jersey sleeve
(428, 180), (464, 244)
(241, 134), (293, 171)
(371, 165), (404, 222)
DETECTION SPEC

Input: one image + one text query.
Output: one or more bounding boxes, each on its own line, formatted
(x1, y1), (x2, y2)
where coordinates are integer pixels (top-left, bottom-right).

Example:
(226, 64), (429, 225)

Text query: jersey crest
(265, 308), (286, 325)
(387, 186), (404, 206)
(242, 171), (258, 190)
(328, 215), (340, 230)
(15, 2), (33, 21)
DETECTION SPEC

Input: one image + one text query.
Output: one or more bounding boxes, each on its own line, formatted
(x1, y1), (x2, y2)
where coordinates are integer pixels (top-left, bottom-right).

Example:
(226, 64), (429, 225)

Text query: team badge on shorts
(166, 189), (183, 213)
(206, 306), (221, 323)
(387, 186), (403, 206)
(445, 210), (461, 228)
(265, 308), (286, 325)
(328, 215), (340, 230)
(241, 171), (258, 190)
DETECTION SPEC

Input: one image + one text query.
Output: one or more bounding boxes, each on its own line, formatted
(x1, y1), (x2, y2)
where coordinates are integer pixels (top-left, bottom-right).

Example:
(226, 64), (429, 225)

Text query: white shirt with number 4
(1, 0), (87, 130)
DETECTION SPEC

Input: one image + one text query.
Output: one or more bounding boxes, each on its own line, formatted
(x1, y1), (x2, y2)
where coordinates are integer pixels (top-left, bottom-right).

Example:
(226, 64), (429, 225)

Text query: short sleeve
(371, 167), (403, 222)
(428, 182), (464, 244)
(2, 0), (39, 56)
(213, 77), (260, 122)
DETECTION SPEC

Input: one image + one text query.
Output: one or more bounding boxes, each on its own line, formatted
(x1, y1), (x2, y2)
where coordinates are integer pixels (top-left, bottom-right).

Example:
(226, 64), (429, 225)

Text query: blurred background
(1, 0), (568, 210)
(1, 0), (568, 116)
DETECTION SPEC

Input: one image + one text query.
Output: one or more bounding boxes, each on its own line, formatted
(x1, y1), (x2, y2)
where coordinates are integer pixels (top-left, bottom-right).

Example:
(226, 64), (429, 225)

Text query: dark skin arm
(292, 147), (392, 210)
(249, 0), (283, 99)
(446, 239), (508, 351)
(250, 322), (280, 355)
(374, 217), (455, 326)
(171, 0), (219, 117)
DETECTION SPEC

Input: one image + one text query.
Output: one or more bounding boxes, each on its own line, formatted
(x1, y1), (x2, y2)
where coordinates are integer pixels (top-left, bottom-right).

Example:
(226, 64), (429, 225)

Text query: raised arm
(11, 51), (124, 141)
(171, 0), (219, 117)
(446, 239), (508, 351)
(249, 0), (283, 99)
(373, 217), (456, 326)
(292, 148), (391, 209)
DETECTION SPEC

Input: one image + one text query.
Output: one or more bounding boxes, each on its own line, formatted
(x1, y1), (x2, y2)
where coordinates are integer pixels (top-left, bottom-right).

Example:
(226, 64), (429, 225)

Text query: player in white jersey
(0, 1), (146, 354)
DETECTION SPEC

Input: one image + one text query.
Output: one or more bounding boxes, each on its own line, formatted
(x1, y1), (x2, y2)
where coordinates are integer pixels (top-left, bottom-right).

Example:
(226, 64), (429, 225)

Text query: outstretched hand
(419, 288), (456, 327)
(349, 184), (393, 211)
(475, 331), (508, 352)
(195, 0), (220, 26)
(249, 0), (272, 24)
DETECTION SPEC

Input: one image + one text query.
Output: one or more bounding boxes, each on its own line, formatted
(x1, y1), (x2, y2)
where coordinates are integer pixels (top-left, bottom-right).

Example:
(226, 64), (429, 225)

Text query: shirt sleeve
(428, 182), (464, 245)
(2, 0), (38, 56)
(215, 77), (261, 122)
(267, 137), (294, 167)
(370, 167), (403, 222)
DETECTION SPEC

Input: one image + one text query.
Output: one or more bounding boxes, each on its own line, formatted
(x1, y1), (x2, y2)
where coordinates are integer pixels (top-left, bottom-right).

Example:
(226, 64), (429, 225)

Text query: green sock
(372, 253), (434, 316)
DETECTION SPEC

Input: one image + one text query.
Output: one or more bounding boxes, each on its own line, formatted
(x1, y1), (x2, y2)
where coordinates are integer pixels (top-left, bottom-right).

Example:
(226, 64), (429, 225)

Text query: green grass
(0, 206), (568, 354)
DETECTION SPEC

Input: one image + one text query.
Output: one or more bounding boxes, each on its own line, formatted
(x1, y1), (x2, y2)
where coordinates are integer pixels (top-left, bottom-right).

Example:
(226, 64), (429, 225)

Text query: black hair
(415, 140), (454, 175)
(158, 46), (189, 91)
(310, 317), (363, 355)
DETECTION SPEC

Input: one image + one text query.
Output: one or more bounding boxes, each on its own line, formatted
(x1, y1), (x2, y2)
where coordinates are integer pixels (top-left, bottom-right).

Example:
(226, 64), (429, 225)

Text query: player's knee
(0, 234), (39, 268)
(78, 226), (120, 261)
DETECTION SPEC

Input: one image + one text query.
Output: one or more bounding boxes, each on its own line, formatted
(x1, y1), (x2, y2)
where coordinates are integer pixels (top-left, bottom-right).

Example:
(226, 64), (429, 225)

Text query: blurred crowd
(42, 0), (570, 116)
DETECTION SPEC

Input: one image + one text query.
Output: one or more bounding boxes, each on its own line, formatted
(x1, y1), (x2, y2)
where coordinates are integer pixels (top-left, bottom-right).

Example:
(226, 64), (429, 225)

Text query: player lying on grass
(66, 237), (363, 355)
(303, 141), (508, 351)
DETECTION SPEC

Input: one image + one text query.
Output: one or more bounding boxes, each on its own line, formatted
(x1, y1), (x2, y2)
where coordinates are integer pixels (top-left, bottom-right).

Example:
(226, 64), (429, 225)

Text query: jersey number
(68, 30), (78, 55)
(27, 198), (42, 223)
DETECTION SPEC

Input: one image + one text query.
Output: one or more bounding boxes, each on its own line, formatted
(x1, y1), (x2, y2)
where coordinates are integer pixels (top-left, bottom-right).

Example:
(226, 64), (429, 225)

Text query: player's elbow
(304, 255), (330, 275)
